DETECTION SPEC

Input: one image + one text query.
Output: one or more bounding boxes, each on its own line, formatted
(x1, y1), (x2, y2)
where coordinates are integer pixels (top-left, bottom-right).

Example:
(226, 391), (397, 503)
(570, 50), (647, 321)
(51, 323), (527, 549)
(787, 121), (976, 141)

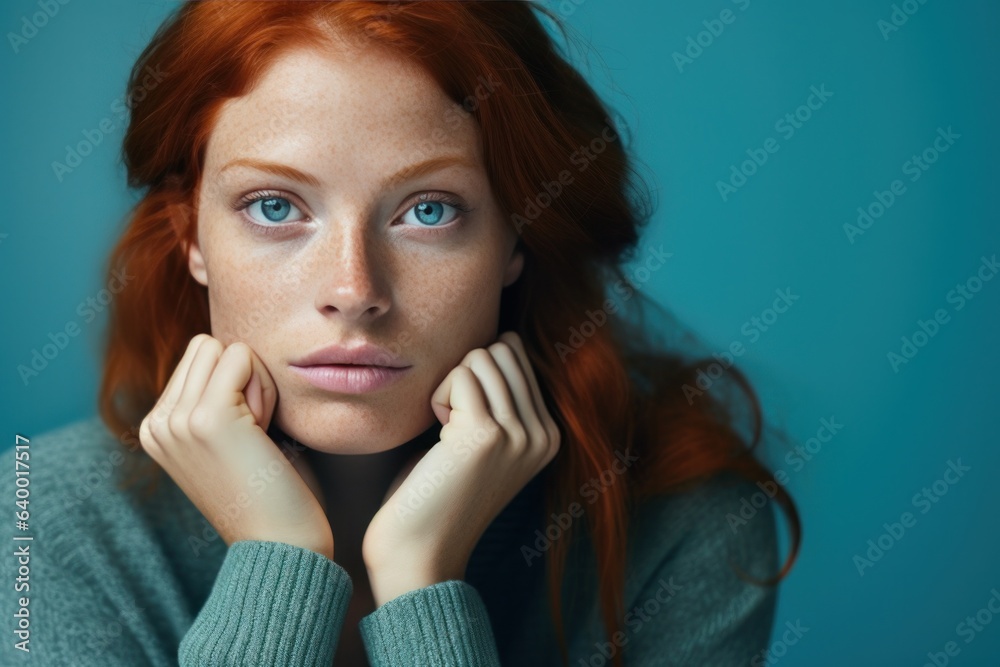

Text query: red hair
(99, 3), (801, 665)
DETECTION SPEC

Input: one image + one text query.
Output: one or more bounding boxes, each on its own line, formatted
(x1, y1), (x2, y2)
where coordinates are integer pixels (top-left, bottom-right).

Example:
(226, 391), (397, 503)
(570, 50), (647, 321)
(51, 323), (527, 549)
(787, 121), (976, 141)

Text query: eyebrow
(217, 155), (478, 191)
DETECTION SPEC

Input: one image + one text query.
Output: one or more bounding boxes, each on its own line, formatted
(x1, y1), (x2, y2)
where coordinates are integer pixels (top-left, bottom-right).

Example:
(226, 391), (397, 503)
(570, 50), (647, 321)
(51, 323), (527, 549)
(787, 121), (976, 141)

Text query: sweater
(0, 416), (780, 666)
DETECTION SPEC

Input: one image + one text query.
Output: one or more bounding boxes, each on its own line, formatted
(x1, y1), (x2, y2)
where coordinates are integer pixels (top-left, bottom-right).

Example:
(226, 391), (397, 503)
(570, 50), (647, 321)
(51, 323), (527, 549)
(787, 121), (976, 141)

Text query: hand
(139, 334), (334, 560)
(361, 331), (561, 604)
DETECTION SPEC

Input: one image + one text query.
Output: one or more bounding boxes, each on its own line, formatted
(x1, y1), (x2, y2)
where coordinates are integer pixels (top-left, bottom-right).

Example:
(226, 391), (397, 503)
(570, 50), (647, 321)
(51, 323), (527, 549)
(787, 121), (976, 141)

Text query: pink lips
(289, 341), (410, 394)
(288, 364), (410, 394)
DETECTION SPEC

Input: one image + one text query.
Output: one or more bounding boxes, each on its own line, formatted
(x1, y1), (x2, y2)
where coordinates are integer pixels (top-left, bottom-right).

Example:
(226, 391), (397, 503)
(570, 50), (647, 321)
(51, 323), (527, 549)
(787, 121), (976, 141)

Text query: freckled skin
(187, 43), (524, 456)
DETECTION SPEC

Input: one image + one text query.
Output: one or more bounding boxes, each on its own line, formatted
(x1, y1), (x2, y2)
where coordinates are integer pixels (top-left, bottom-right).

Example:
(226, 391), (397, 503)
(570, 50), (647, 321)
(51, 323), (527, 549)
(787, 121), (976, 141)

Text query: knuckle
(474, 418), (503, 446)
(527, 424), (548, 446)
(202, 336), (224, 355)
(147, 405), (170, 437)
(504, 422), (528, 449)
(138, 417), (153, 449)
(548, 429), (561, 455)
(226, 340), (250, 357)
(139, 416), (164, 458)
(454, 364), (475, 381)
(543, 423), (561, 461)
(487, 340), (511, 356)
(545, 419), (561, 445)
(187, 405), (218, 439)
(166, 410), (189, 438)
(464, 348), (492, 365)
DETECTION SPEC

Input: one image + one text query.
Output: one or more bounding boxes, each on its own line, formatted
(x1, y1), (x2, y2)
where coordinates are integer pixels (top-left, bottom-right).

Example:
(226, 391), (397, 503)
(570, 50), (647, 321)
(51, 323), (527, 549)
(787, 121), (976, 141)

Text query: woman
(0, 1), (800, 665)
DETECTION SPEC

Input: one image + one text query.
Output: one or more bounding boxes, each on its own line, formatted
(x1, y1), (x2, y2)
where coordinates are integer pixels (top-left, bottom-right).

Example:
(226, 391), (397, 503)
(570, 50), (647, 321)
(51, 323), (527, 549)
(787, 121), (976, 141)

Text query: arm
(0, 444), (355, 666)
(0, 504), (156, 665)
(357, 580), (501, 666)
(356, 331), (557, 665)
(178, 540), (353, 666)
(132, 335), (348, 662)
(616, 477), (781, 666)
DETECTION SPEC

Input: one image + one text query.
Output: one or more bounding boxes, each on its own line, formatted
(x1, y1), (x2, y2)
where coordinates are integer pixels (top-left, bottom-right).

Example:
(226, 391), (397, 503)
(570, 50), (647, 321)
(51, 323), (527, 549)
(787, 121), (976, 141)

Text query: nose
(311, 222), (392, 321)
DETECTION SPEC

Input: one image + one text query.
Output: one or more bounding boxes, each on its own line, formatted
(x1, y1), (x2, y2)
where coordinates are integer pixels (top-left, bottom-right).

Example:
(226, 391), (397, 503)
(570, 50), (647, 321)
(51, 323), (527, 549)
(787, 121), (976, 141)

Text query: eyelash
(231, 190), (473, 237)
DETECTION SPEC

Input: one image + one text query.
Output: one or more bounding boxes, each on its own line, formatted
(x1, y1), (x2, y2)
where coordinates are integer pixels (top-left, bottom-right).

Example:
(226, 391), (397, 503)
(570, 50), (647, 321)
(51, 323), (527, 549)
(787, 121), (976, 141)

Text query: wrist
(366, 560), (464, 607)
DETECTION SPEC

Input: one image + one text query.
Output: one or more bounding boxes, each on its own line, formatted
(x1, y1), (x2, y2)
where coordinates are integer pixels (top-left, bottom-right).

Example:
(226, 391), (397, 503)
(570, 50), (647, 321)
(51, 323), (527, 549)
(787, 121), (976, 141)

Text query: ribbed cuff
(178, 540), (352, 666)
(358, 580), (501, 666)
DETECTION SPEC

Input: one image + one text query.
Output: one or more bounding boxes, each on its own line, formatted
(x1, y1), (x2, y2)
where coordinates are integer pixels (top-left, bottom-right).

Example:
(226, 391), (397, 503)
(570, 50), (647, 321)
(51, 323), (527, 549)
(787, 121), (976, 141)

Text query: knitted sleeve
(178, 540), (353, 666)
(358, 579), (502, 665)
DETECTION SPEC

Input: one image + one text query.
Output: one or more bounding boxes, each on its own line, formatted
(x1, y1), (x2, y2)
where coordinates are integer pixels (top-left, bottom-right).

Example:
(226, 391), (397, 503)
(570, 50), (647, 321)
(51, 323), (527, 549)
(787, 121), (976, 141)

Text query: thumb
(432, 401), (451, 426)
(242, 345), (277, 428)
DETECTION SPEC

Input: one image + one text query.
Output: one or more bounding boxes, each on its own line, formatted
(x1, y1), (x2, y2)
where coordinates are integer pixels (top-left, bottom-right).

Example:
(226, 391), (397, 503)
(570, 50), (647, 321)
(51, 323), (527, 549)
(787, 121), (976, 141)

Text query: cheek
(203, 258), (284, 347)
(405, 257), (506, 361)
(200, 211), (312, 343)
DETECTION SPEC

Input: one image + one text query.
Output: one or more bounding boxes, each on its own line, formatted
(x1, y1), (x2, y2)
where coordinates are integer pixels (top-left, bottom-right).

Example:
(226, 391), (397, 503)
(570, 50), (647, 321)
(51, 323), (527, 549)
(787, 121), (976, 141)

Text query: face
(187, 41), (523, 454)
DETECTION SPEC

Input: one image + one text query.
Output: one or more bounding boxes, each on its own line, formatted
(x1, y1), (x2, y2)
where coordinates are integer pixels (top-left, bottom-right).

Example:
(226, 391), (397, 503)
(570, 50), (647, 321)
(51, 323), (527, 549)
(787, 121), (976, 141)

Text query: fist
(139, 334), (334, 560)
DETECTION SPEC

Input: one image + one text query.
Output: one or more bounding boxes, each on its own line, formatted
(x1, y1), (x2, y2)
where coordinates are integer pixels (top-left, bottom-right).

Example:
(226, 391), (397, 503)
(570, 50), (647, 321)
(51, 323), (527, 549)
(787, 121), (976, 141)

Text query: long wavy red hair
(99, 2), (801, 665)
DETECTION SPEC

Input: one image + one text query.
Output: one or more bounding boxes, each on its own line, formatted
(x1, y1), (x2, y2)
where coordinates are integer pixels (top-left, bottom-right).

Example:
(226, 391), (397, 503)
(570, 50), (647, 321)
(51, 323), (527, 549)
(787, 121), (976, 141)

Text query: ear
(169, 191), (208, 286)
(502, 243), (524, 288)
(187, 237), (208, 286)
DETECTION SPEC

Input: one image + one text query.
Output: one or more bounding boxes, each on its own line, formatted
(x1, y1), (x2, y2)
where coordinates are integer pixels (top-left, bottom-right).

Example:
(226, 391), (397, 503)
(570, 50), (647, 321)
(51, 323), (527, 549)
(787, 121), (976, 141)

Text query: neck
(266, 419), (441, 527)
(304, 420), (440, 493)
(265, 420), (443, 569)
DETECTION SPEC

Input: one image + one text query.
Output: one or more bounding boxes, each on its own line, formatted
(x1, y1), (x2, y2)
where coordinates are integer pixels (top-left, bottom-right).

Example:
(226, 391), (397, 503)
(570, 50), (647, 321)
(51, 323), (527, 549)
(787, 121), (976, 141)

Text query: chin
(270, 396), (438, 455)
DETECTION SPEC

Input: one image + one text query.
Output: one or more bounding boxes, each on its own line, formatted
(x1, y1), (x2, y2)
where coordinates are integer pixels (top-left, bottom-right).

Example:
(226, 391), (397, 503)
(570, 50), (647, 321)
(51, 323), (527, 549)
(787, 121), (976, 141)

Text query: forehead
(203, 43), (483, 179)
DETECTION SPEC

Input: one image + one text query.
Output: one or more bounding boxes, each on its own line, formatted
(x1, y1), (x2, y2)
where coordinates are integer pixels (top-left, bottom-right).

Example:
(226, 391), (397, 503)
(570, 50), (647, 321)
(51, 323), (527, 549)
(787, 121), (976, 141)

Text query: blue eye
(246, 196), (305, 224)
(400, 198), (466, 227)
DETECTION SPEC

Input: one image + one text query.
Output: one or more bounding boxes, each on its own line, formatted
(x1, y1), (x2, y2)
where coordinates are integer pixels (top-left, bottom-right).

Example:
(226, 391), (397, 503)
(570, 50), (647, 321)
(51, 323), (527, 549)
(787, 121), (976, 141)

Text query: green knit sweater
(0, 417), (779, 666)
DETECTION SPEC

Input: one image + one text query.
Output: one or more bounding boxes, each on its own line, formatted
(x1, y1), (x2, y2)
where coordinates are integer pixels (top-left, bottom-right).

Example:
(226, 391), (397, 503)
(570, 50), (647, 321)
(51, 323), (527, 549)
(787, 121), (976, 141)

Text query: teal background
(2, 1), (998, 664)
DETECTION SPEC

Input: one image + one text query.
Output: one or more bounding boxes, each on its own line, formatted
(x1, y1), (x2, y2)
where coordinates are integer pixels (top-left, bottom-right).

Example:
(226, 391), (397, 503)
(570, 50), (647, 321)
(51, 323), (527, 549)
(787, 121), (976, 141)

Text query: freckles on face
(191, 41), (521, 454)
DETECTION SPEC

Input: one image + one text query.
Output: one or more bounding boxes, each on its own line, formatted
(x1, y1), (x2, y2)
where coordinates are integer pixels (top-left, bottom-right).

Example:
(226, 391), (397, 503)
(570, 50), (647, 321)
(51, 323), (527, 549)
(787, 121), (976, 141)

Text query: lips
(288, 363), (410, 394)
(290, 341), (408, 368)
(288, 341), (411, 394)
